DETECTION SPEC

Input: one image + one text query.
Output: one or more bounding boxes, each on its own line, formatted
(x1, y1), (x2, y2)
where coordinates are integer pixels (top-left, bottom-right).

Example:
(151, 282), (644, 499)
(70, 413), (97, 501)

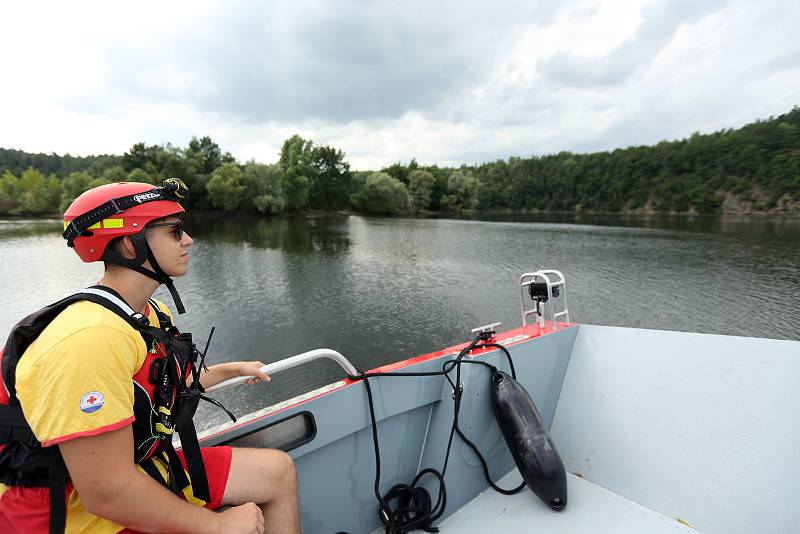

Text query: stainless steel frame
(518, 269), (570, 330)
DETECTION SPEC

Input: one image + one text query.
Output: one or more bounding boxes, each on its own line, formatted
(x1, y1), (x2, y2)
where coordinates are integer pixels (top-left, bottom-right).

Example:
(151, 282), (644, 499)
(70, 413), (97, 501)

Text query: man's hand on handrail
(200, 361), (271, 390)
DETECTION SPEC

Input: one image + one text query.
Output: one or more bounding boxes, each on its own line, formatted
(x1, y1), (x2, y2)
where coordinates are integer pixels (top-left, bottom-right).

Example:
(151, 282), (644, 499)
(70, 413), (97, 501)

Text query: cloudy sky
(1, 0), (798, 169)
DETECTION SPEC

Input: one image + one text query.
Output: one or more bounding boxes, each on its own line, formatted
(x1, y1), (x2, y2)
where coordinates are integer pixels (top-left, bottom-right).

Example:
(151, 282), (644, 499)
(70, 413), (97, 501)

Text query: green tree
(17, 168), (60, 214)
(0, 171), (20, 214)
(182, 137), (228, 209)
(206, 162), (245, 211)
(408, 169), (435, 213)
(688, 183), (723, 213)
(476, 159), (510, 209)
(157, 144), (194, 182)
(127, 168), (155, 184)
(309, 145), (351, 210)
(279, 135), (314, 211)
(242, 161), (286, 214)
(102, 166), (127, 183)
(60, 171), (95, 211)
(381, 159), (418, 186)
(351, 172), (409, 214)
(122, 142), (159, 172)
(440, 170), (480, 211)
(0, 148), (121, 177)
(187, 136), (223, 175)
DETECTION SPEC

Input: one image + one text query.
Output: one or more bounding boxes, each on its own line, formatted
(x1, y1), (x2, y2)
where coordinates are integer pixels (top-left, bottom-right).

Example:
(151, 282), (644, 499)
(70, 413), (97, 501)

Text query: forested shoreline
(1, 107), (798, 217)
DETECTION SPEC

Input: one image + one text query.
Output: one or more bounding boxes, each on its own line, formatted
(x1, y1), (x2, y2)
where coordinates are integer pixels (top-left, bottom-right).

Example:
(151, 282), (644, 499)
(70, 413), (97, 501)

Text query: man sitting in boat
(0, 179), (301, 534)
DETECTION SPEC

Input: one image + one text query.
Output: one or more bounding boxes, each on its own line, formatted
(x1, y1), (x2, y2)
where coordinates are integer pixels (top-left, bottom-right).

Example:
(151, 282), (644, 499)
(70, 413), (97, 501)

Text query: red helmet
(64, 181), (186, 262)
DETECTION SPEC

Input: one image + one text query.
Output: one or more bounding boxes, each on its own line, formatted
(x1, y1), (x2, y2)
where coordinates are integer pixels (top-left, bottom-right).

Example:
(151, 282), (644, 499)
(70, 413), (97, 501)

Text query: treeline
(1, 107), (798, 217)
(0, 148), (122, 178)
(0, 135), (356, 215)
(463, 106), (800, 214)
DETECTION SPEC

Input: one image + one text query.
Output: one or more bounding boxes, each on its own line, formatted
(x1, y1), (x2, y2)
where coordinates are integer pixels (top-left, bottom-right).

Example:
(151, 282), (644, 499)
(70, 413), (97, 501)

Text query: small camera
(528, 282), (559, 302)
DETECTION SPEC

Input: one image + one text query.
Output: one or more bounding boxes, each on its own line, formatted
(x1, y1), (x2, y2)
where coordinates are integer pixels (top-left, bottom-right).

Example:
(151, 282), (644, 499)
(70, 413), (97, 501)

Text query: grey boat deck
(438, 470), (701, 533)
(202, 323), (800, 534)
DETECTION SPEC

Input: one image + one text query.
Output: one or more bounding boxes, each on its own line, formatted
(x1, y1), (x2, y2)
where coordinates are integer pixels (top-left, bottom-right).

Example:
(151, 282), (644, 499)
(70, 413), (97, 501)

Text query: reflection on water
(0, 218), (62, 240)
(1, 213), (798, 430)
(470, 211), (800, 239)
(185, 213), (351, 255)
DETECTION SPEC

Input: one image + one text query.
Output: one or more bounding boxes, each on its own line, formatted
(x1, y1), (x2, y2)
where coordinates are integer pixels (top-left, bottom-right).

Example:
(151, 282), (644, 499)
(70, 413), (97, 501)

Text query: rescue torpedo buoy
(490, 370), (567, 510)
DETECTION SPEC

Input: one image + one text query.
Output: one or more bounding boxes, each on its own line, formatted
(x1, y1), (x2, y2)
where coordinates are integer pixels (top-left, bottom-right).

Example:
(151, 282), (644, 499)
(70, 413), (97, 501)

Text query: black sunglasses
(146, 221), (184, 240)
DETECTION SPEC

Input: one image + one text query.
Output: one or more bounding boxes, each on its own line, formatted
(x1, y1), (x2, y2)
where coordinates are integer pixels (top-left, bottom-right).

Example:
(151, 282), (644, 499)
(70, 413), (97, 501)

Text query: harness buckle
(155, 406), (174, 437)
(131, 313), (150, 328)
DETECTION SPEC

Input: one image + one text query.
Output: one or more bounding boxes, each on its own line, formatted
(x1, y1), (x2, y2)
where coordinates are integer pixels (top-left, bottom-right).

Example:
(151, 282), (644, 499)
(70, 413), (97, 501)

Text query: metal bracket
(470, 322), (502, 334)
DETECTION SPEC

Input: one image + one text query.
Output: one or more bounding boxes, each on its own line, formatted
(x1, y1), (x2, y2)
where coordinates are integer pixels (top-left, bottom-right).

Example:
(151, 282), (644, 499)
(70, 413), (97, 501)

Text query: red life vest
(0, 286), (229, 534)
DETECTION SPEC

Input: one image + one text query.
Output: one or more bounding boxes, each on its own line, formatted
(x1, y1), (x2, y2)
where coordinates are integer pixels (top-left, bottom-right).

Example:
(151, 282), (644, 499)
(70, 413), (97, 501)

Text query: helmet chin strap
(102, 231), (187, 314)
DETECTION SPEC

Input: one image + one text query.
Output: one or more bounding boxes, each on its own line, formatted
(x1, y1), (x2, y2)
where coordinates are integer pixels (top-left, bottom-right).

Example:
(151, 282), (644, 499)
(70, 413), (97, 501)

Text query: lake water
(2, 213), (798, 430)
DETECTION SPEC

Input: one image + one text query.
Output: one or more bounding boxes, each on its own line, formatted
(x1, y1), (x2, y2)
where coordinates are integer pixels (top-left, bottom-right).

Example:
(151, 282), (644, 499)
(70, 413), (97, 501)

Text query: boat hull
(196, 324), (800, 534)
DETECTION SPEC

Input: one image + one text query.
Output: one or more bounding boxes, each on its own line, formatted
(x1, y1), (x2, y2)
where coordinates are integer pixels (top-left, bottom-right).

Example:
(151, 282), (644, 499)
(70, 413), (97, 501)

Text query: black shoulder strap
(48, 449), (67, 534)
(1, 286), (167, 403)
(148, 298), (175, 331)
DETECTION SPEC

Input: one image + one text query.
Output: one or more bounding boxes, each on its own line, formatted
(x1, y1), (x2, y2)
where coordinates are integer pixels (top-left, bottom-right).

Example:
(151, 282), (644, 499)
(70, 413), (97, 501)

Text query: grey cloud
(538, 0), (731, 87)
(44, 0), (799, 168)
(86, 0), (561, 123)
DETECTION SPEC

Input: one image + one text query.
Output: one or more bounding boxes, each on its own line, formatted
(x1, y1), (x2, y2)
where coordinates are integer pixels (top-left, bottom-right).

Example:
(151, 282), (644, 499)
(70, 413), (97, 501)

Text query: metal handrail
(205, 348), (358, 394)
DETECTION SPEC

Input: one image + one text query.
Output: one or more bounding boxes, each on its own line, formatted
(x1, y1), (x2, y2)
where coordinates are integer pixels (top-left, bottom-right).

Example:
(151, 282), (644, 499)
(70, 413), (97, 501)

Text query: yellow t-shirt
(0, 298), (206, 534)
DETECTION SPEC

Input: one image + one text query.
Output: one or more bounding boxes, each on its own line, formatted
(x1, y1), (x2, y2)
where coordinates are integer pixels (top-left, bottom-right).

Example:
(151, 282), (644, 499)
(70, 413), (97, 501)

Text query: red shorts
(0, 446), (232, 534)
(176, 445), (234, 510)
(119, 446), (233, 533)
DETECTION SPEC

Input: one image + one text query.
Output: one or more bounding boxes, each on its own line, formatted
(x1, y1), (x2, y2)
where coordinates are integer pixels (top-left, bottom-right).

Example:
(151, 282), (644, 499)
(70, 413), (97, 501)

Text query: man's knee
(223, 448), (298, 506)
(253, 449), (296, 488)
(274, 450), (297, 489)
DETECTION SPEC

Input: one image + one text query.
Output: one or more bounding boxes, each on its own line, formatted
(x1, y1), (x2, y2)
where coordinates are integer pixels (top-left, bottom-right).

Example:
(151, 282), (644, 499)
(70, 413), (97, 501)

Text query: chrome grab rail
(518, 269), (569, 331)
(205, 348), (358, 394)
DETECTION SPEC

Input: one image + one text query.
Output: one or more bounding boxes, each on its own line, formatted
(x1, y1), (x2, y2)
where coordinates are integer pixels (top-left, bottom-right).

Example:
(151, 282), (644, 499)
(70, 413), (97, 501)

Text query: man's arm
(59, 425), (264, 534)
(200, 361), (270, 389)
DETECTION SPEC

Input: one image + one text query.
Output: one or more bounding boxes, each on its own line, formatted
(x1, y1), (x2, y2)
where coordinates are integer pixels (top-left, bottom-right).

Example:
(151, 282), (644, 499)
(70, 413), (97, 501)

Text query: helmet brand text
(133, 192), (160, 203)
